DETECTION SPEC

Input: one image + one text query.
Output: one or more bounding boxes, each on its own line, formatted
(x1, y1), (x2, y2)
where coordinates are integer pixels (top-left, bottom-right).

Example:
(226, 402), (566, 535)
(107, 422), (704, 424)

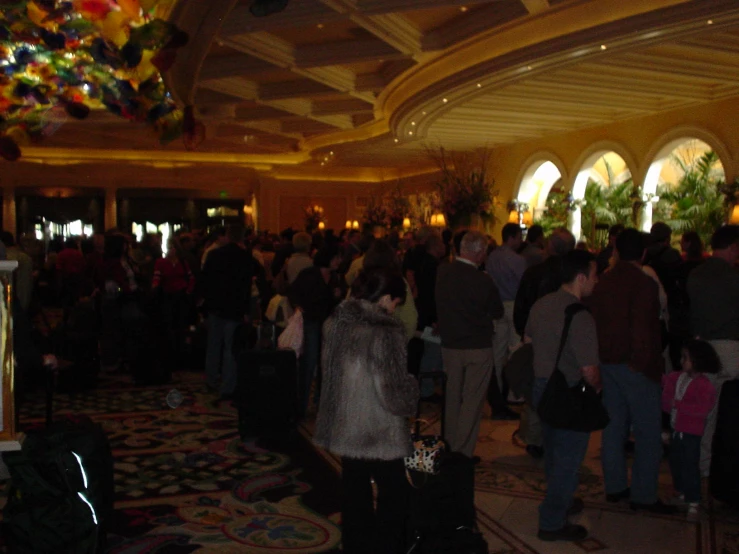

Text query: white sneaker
(686, 503), (700, 522)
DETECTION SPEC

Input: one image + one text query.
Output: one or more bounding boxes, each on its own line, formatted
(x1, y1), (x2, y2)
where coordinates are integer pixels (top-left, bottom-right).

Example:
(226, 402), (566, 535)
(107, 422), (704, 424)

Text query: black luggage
(234, 323), (299, 444)
(710, 379), (739, 508)
(2, 415), (114, 553)
(407, 372), (488, 554)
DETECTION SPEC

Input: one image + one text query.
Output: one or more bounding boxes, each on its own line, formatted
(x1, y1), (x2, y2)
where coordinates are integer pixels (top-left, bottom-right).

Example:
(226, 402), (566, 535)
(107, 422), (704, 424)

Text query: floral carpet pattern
(8, 372), (342, 553)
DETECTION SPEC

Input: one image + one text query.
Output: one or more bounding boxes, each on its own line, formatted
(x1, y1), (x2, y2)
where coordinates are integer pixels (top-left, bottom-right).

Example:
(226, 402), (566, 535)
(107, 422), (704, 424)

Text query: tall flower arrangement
(0, 0), (196, 161)
(363, 195), (390, 227)
(386, 182), (411, 229)
(304, 204), (326, 231)
(427, 146), (499, 229)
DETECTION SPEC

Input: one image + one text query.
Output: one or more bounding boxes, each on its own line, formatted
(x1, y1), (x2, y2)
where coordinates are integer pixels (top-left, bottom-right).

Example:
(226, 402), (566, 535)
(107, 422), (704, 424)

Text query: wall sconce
(243, 205), (253, 215)
(402, 217), (411, 229)
(730, 205), (739, 224)
(430, 213), (446, 227)
(318, 221), (325, 230)
(352, 220), (359, 229)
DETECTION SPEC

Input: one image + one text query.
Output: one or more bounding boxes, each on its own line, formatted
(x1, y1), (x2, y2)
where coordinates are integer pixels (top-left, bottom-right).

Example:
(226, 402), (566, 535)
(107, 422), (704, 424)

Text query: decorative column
(2, 188), (16, 238)
(104, 187), (117, 231)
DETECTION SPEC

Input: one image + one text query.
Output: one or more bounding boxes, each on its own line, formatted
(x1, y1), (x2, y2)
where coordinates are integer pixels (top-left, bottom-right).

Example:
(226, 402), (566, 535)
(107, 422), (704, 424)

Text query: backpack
(2, 416), (114, 553)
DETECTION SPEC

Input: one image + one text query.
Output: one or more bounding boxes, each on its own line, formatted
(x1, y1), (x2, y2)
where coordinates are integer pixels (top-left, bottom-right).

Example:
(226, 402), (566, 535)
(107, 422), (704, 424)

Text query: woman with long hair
(314, 268), (419, 554)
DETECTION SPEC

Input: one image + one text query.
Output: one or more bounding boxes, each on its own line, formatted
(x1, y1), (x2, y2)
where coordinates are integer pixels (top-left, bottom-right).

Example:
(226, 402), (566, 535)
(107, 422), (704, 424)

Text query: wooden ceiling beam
(281, 118), (339, 134)
(422, 2), (528, 50)
(311, 98), (375, 115)
(199, 54), (277, 82)
(234, 105), (295, 121)
(295, 38), (409, 68)
(219, 2), (345, 35)
(259, 79), (337, 100)
(355, 0), (491, 14)
(320, 0), (423, 56)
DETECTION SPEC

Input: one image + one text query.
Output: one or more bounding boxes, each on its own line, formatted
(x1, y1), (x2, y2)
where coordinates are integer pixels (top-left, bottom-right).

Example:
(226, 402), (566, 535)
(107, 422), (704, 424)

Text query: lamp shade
(402, 217), (411, 229)
(436, 214), (446, 227)
(352, 220), (359, 229)
(318, 221), (325, 230)
(508, 210), (519, 223)
(522, 211), (533, 226)
(731, 205), (739, 224)
(430, 214), (437, 226)
(346, 220), (352, 229)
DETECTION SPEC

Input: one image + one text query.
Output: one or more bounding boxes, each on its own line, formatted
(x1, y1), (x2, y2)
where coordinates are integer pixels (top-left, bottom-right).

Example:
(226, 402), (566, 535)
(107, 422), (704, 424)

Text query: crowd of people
(4, 217), (738, 552)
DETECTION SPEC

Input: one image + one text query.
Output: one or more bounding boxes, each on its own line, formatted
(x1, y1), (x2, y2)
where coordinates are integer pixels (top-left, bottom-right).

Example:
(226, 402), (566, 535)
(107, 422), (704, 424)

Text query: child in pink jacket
(662, 339), (719, 521)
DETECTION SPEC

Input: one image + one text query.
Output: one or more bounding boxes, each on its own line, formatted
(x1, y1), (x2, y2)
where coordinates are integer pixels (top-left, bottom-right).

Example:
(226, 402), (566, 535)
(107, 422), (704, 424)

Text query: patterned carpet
(4, 371), (343, 553)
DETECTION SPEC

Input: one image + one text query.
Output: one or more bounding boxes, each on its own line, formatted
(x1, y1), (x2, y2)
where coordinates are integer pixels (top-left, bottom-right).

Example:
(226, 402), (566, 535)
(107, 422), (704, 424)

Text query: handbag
(277, 308), (304, 357)
(404, 396), (447, 480)
(536, 303), (610, 433)
(503, 342), (534, 402)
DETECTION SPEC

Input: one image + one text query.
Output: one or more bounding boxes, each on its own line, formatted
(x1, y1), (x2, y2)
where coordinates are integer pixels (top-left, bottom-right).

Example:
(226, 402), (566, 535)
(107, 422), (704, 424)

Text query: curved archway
(569, 141), (636, 241)
(643, 128), (729, 238)
(514, 151), (567, 221)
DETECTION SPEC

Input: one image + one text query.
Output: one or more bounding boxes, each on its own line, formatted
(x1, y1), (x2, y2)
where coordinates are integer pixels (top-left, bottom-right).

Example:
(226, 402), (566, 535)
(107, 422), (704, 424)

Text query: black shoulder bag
(536, 303), (610, 433)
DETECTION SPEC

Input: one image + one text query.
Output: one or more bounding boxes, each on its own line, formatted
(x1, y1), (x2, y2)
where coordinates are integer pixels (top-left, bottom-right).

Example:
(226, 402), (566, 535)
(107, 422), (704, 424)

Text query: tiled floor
(473, 414), (739, 554)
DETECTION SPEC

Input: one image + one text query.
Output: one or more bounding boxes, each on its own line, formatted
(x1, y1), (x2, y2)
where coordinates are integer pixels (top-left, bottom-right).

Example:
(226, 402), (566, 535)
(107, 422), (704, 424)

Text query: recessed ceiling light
(442, 98), (448, 103)
(411, 121), (416, 126)
(394, 138), (399, 143)
(317, 23), (324, 29)
(600, 44), (607, 50)
(329, 151), (334, 155)
(707, 19), (713, 25)
(460, 6), (468, 12)
(527, 65), (533, 70)
(408, 131), (413, 135)
(422, 111), (427, 115)
(476, 83), (481, 88)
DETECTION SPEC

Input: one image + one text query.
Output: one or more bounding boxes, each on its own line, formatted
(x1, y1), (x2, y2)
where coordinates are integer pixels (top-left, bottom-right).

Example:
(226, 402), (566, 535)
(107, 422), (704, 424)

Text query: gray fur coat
(313, 298), (419, 460)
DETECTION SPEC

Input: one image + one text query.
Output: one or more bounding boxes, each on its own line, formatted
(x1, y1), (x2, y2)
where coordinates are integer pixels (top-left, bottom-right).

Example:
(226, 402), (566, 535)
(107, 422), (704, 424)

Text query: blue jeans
(600, 364), (662, 503)
(205, 314), (240, 395)
(533, 377), (591, 531)
(669, 431), (702, 503)
(299, 318), (322, 416)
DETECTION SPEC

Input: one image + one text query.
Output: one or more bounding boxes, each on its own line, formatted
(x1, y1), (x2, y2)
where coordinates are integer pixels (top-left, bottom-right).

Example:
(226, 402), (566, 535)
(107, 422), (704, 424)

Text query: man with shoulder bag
(525, 250), (602, 542)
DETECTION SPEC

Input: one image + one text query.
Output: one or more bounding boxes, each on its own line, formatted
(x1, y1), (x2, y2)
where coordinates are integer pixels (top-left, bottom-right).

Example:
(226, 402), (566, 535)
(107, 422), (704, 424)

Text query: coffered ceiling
(18, 0), (739, 180)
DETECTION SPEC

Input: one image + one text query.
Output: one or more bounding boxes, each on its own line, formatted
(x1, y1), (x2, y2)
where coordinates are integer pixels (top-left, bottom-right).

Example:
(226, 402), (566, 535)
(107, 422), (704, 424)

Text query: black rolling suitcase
(234, 322), (299, 445)
(710, 379), (739, 508)
(2, 415), (114, 553)
(407, 372), (488, 554)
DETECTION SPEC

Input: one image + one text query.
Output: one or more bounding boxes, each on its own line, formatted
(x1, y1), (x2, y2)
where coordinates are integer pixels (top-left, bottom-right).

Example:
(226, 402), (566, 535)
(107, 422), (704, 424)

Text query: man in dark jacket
(436, 231), (504, 457)
(201, 225), (255, 399)
(588, 228), (674, 514)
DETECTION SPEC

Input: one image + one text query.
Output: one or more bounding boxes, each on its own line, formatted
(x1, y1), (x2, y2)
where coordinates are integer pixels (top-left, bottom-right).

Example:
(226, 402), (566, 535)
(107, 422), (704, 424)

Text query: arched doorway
(571, 149), (634, 246)
(646, 138), (728, 247)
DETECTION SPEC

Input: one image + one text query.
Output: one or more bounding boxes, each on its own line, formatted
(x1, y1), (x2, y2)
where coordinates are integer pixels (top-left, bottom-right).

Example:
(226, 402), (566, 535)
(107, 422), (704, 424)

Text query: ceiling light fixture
(408, 131), (413, 135)
(527, 65), (533, 70)
(317, 23), (324, 29)
(600, 44), (607, 50)
(411, 121), (416, 126)
(460, 6), (468, 12)
(476, 83), (481, 88)
(394, 138), (399, 143)
(422, 111), (427, 115)
(707, 19), (713, 25)
(442, 98), (448, 103)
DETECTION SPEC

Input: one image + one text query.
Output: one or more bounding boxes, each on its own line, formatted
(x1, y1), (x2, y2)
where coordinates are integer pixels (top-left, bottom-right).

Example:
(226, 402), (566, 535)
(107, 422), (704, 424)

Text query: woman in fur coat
(314, 268), (419, 554)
